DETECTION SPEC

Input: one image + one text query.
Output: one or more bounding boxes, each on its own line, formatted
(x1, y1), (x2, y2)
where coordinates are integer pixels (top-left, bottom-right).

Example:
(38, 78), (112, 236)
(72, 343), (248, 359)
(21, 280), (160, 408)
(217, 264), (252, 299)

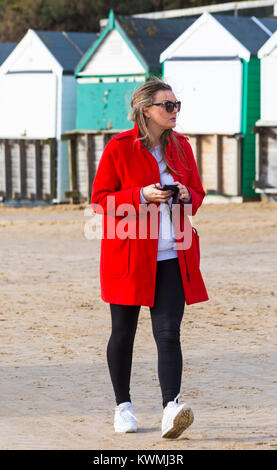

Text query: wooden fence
(188, 134), (242, 197)
(253, 124), (277, 195)
(0, 138), (56, 201)
(62, 130), (118, 203)
(62, 130), (243, 203)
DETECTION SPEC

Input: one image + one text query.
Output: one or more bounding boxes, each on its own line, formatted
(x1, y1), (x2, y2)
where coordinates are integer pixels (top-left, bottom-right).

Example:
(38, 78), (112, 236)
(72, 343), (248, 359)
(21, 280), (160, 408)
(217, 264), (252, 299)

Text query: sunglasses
(150, 100), (181, 113)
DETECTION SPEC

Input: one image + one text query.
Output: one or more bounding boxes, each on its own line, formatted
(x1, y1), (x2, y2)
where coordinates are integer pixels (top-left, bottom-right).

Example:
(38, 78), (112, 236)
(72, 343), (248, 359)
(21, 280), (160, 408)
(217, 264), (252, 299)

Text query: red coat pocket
(101, 237), (130, 278)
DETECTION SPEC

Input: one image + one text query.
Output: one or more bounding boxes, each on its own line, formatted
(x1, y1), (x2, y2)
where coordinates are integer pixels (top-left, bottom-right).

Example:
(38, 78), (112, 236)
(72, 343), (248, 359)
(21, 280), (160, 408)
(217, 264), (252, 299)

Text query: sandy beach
(0, 199), (276, 450)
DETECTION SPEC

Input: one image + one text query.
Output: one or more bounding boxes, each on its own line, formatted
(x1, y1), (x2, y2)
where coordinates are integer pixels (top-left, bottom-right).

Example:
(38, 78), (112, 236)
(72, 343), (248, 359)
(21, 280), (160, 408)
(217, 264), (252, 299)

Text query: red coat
(91, 123), (209, 306)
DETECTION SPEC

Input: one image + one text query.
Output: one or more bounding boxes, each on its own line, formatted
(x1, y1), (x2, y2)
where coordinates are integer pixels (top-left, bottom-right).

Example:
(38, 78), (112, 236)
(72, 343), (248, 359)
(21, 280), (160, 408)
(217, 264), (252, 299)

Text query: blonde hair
(130, 78), (189, 175)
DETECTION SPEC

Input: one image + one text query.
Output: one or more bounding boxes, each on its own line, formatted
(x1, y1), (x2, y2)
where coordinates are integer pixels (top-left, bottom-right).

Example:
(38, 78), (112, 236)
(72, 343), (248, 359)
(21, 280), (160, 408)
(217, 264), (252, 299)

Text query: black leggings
(107, 257), (185, 408)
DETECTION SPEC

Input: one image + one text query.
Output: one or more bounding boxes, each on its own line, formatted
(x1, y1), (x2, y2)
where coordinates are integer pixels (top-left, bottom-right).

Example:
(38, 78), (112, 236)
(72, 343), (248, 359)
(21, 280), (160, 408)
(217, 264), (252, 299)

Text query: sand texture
(0, 200), (276, 450)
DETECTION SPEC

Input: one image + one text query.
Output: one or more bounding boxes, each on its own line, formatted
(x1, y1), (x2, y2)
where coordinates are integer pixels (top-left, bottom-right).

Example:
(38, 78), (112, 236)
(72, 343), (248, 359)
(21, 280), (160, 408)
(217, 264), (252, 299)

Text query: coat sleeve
(91, 139), (141, 215)
(182, 139), (206, 216)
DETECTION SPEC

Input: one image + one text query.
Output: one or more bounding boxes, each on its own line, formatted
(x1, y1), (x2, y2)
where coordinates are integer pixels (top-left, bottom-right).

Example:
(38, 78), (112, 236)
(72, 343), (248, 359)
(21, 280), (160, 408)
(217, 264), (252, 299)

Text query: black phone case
(160, 184), (179, 193)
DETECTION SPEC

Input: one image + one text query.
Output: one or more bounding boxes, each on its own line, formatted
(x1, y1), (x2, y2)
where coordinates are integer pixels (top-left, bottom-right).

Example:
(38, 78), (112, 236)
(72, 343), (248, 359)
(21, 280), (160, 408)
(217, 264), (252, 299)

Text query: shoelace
(166, 393), (180, 408)
(118, 406), (138, 423)
(174, 393), (180, 405)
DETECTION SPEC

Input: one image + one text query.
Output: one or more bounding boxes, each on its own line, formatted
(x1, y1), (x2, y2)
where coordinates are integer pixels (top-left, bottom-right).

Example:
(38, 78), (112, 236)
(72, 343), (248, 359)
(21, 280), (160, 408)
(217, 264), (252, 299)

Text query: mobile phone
(158, 184), (179, 203)
(160, 184), (179, 193)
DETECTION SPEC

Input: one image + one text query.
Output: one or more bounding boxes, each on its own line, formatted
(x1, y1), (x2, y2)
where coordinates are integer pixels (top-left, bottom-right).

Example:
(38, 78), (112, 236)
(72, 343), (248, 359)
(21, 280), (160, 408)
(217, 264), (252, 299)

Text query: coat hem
(101, 292), (155, 307)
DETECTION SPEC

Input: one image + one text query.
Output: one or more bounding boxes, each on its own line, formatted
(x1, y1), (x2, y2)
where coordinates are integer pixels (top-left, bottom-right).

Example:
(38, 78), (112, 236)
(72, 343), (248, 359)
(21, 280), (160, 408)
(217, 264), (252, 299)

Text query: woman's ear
(142, 107), (151, 119)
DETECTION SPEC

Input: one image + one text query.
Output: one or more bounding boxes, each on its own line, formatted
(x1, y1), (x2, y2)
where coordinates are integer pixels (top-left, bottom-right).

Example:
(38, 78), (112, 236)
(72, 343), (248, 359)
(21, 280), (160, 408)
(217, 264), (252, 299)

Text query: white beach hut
(254, 29), (277, 197)
(0, 29), (97, 202)
(160, 12), (277, 200)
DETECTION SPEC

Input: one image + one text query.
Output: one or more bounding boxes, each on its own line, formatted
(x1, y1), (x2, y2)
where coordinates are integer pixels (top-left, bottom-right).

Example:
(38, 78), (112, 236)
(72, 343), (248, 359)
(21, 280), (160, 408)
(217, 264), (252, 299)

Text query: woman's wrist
(140, 187), (148, 204)
(180, 189), (192, 203)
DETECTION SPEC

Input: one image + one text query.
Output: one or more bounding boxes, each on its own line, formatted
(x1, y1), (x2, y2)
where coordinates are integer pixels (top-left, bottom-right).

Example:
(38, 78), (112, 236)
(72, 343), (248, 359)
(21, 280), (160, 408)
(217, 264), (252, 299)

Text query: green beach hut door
(75, 12), (148, 131)
(241, 57), (261, 198)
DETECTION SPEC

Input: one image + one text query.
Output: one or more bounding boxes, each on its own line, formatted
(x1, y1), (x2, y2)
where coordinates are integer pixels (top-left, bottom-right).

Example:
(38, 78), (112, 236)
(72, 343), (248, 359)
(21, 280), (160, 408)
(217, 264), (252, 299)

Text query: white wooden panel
(10, 143), (20, 195)
(94, 134), (107, 169)
(201, 135), (217, 192)
(164, 59), (242, 134)
(41, 143), (51, 196)
(76, 136), (88, 200)
(25, 142), (36, 196)
(0, 142), (5, 194)
(81, 29), (145, 76)
(222, 137), (239, 195)
(57, 139), (70, 201)
(260, 129), (277, 188)
(0, 73), (57, 138)
(261, 56), (277, 122)
(186, 136), (197, 162)
(73, 134), (114, 201)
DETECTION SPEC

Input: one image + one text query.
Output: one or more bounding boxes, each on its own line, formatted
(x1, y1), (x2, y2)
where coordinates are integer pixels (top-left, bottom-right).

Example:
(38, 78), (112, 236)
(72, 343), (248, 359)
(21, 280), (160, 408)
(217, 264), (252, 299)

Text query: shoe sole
(162, 406), (194, 439)
(115, 428), (137, 433)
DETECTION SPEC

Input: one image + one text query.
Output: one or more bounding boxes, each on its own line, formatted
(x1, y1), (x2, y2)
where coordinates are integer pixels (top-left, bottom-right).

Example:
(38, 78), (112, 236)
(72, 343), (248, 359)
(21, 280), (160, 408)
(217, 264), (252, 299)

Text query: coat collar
(131, 122), (173, 150)
(127, 123), (178, 159)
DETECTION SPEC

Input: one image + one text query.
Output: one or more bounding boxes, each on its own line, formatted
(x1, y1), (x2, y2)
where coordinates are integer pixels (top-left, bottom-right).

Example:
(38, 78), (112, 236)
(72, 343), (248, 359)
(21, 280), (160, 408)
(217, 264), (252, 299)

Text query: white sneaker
(114, 401), (138, 433)
(161, 394), (194, 439)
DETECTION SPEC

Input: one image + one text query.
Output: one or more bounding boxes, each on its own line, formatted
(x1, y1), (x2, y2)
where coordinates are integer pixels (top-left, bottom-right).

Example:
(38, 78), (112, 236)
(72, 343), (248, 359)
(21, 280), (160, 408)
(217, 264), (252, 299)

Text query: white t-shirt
(140, 145), (178, 261)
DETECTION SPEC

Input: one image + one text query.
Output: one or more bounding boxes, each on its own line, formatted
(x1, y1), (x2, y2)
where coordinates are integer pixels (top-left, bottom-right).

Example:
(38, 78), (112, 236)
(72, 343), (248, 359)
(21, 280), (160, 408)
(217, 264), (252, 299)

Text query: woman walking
(91, 79), (209, 439)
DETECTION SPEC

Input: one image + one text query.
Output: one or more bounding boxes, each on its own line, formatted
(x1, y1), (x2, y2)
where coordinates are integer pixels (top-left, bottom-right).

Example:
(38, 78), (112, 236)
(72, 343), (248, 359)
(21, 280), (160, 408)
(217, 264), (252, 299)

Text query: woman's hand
(174, 181), (191, 202)
(142, 183), (174, 202)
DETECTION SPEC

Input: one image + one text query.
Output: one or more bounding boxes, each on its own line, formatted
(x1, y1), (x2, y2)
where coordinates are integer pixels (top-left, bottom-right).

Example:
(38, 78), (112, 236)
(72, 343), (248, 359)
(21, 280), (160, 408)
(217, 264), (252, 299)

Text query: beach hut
(74, 10), (196, 131)
(62, 10), (197, 203)
(0, 29), (97, 202)
(160, 12), (277, 201)
(253, 28), (277, 198)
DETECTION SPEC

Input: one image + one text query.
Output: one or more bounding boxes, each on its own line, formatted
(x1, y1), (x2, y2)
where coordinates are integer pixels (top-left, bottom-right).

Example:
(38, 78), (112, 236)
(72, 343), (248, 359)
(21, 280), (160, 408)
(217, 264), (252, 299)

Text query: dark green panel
(241, 57), (260, 198)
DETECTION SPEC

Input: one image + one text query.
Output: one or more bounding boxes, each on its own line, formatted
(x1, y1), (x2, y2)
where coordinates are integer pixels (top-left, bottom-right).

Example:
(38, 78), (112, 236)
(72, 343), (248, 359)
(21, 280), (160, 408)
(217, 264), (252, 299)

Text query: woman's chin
(163, 122), (176, 130)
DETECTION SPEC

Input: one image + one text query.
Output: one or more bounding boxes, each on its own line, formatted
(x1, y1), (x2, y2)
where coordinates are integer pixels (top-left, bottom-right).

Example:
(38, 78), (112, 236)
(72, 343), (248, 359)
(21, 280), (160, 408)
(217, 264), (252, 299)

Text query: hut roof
(117, 15), (197, 72)
(257, 20), (277, 58)
(161, 12), (277, 62)
(35, 31), (98, 72)
(258, 17), (277, 33)
(0, 43), (17, 65)
(212, 14), (277, 55)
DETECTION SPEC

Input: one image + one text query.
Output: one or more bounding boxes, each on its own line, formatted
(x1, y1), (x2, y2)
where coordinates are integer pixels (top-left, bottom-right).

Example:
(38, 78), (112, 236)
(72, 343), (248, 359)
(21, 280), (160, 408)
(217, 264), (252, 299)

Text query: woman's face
(143, 89), (179, 131)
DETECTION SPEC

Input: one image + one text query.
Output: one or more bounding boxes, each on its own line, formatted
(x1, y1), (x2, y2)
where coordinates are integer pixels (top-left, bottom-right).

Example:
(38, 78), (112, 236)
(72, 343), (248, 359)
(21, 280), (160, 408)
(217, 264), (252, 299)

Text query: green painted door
(76, 81), (144, 130)
(241, 58), (261, 198)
